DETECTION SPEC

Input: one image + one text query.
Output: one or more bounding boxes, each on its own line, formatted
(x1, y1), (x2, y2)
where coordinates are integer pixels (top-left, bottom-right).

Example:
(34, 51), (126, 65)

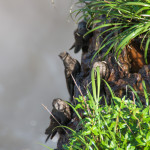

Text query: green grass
(41, 68), (150, 150)
(72, 0), (150, 63)
(42, 1), (150, 149)
(62, 67), (150, 150)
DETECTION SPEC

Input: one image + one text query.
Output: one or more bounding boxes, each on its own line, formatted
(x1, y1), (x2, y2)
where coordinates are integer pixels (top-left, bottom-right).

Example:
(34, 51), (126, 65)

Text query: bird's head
(59, 51), (68, 61)
(78, 21), (87, 31)
(52, 98), (65, 111)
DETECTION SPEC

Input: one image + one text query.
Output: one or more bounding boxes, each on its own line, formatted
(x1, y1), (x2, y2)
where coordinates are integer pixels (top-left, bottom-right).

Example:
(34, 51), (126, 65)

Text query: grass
(41, 68), (150, 150)
(42, 1), (150, 149)
(62, 67), (150, 150)
(72, 0), (150, 63)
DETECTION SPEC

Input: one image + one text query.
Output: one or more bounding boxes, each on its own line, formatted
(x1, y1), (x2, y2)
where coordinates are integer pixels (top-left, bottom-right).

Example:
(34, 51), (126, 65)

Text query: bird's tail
(45, 134), (51, 143)
(74, 45), (82, 53)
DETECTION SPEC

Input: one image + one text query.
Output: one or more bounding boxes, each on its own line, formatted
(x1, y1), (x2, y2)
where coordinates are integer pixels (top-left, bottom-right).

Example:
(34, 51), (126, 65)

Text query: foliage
(63, 68), (150, 150)
(72, 0), (150, 63)
(42, 1), (150, 149)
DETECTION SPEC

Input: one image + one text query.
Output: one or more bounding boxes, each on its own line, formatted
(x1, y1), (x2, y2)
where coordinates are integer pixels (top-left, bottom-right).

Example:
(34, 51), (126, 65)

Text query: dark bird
(45, 98), (72, 142)
(59, 52), (81, 102)
(69, 20), (93, 53)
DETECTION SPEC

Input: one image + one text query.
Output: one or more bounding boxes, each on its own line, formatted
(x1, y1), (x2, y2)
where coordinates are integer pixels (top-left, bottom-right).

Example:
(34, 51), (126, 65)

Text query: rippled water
(0, 0), (81, 149)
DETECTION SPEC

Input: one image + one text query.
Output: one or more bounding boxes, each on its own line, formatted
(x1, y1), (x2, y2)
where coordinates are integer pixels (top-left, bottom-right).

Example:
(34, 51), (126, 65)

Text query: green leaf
(103, 79), (115, 98)
(85, 23), (123, 37)
(38, 143), (54, 150)
(144, 147), (150, 150)
(135, 7), (150, 15)
(116, 27), (144, 58)
(127, 144), (135, 150)
(136, 135), (146, 146)
(128, 85), (143, 108)
(144, 37), (150, 64)
(96, 67), (101, 101)
(82, 130), (91, 136)
(142, 80), (149, 106)
(66, 102), (82, 120)
(146, 131), (150, 141)
(75, 103), (84, 109)
(143, 107), (149, 116)
(123, 2), (150, 7)
(91, 68), (97, 103)
(91, 126), (99, 135)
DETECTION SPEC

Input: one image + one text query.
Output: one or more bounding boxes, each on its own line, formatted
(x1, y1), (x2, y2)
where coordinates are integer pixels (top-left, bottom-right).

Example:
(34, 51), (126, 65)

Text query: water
(0, 0), (81, 149)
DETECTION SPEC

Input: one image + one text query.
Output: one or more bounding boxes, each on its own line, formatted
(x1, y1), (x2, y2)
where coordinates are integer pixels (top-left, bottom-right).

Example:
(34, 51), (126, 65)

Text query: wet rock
(57, 134), (69, 150)
(73, 73), (85, 104)
(118, 46), (131, 75)
(104, 64), (150, 105)
(126, 42), (145, 73)
(81, 50), (97, 77)
(106, 53), (125, 80)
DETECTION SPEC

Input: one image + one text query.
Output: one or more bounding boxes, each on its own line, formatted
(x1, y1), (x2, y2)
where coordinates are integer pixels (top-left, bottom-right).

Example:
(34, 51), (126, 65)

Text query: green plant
(72, 0), (150, 63)
(63, 68), (150, 150)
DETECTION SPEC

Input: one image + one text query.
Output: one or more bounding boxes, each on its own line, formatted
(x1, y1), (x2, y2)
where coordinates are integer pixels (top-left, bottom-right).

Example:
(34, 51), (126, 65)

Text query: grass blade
(38, 143), (54, 150)
(142, 80), (149, 106)
(144, 37), (150, 64)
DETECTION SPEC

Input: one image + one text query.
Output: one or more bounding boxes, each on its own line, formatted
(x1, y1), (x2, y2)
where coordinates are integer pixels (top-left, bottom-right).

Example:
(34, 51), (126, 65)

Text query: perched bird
(59, 52), (81, 102)
(69, 20), (93, 53)
(45, 98), (72, 142)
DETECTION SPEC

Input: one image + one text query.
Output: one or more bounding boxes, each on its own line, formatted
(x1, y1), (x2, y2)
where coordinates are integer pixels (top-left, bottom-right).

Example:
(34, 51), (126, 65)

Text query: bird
(69, 20), (93, 53)
(45, 98), (72, 142)
(59, 52), (81, 102)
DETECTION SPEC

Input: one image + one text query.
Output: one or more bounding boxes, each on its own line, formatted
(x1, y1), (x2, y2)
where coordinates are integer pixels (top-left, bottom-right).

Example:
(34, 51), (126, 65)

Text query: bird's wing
(74, 45), (82, 53)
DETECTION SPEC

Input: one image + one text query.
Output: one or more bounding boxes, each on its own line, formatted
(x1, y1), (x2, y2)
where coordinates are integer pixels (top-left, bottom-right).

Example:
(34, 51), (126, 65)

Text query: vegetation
(72, 0), (150, 63)
(43, 0), (150, 149)
(63, 68), (150, 150)
(65, 0), (150, 148)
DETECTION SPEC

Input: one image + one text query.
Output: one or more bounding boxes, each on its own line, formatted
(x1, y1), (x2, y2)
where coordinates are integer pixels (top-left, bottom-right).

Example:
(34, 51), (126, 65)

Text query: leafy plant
(72, 0), (150, 63)
(63, 67), (150, 149)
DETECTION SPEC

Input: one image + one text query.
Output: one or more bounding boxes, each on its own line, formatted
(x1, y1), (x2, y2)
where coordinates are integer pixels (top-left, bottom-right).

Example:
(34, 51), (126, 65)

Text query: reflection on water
(0, 0), (81, 150)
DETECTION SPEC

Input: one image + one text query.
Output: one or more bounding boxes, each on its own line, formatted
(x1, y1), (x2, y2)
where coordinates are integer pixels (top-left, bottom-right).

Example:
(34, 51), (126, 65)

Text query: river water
(0, 0), (81, 149)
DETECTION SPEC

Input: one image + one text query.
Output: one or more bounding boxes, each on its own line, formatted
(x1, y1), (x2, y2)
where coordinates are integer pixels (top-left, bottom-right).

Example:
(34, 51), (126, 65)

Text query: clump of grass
(41, 68), (150, 150)
(63, 67), (150, 150)
(72, 0), (150, 63)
